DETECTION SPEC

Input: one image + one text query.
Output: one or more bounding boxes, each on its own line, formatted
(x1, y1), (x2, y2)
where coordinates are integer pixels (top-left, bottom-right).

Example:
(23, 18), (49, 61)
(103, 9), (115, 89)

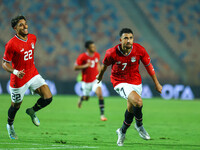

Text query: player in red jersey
(2, 15), (53, 139)
(74, 41), (107, 121)
(97, 28), (162, 146)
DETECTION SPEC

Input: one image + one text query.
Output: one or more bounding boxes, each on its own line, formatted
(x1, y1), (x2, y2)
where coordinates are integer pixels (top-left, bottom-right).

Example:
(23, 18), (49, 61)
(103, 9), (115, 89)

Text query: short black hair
(119, 28), (133, 37)
(85, 41), (94, 49)
(11, 15), (26, 28)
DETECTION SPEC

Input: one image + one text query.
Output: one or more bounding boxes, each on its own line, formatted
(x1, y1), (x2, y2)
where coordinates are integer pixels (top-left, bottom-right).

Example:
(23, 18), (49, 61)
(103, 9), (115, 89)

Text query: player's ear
(13, 26), (17, 32)
(119, 38), (122, 42)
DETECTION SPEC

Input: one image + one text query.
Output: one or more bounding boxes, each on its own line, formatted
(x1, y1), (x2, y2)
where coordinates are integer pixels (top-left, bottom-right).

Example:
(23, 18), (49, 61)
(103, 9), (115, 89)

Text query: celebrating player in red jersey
(97, 28), (162, 146)
(2, 15), (53, 139)
(74, 41), (107, 121)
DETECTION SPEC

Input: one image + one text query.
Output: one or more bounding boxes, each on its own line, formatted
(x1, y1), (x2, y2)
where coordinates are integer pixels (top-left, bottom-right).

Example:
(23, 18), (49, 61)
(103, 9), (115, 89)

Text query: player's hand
(96, 74), (102, 84)
(17, 69), (25, 79)
(85, 61), (92, 68)
(155, 83), (162, 93)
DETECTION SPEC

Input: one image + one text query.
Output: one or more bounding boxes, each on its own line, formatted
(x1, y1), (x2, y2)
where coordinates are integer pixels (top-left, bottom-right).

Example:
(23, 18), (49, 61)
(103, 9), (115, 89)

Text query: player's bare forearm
(74, 65), (87, 70)
(2, 60), (14, 73)
(74, 62), (91, 71)
(96, 64), (107, 83)
(151, 74), (162, 93)
(2, 60), (25, 79)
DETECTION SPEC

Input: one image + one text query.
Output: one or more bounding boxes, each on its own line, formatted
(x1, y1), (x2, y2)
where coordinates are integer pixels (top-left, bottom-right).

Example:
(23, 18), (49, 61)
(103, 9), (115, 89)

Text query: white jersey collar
(15, 34), (28, 42)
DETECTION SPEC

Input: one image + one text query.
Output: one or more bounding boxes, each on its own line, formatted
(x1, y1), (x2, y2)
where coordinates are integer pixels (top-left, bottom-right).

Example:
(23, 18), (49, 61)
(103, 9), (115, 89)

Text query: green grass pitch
(0, 94), (200, 150)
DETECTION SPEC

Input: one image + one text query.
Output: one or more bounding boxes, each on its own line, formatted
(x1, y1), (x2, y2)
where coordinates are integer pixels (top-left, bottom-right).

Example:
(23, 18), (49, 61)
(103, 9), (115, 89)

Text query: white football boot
(116, 128), (125, 146)
(26, 108), (40, 126)
(7, 124), (18, 139)
(135, 123), (150, 140)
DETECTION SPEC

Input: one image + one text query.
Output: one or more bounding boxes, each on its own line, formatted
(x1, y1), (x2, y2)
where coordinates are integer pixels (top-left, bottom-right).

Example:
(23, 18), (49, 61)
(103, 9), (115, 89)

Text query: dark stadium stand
(0, 0), (199, 85)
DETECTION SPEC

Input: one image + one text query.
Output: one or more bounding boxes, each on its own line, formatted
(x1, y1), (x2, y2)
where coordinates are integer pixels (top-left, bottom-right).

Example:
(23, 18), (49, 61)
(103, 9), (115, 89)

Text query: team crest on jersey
(131, 57), (136, 62)
(31, 43), (34, 49)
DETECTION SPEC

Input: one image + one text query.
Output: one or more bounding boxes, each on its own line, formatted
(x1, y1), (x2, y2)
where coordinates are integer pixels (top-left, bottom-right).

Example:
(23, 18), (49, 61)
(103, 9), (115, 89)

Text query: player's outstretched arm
(2, 60), (25, 79)
(96, 64), (107, 83)
(144, 63), (162, 93)
(150, 74), (162, 93)
(74, 61), (92, 71)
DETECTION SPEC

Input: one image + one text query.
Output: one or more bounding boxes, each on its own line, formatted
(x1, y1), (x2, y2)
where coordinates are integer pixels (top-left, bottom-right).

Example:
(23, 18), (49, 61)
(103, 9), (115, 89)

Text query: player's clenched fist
(96, 74), (102, 83)
(85, 61), (92, 68)
(13, 69), (25, 79)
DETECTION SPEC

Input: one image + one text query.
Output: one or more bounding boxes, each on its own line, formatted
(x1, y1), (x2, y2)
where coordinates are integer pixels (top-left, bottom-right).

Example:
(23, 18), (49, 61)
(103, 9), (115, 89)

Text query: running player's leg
(128, 91), (143, 127)
(78, 82), (91, 108)
(95, 86), (107, 121)
(8, 102), (22, 127)
(114, 83), (135, 134)
(7, 101), (22, 139)
(32, 84), (52, 112)
(114, 83), (144, 146)
(7, 85), (27, 139)
(120, 100), (134, 134)
(26, 75), (52, 126)
(78, 95), (89, 108)
(128, 91), (150, 140)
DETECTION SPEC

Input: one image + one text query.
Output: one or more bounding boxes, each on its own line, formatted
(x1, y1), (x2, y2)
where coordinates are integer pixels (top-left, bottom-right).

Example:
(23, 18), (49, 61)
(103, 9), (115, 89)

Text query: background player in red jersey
(97, 28), (162, 146)
(74, 41), (107, 121)
(2, 15), (53, 139)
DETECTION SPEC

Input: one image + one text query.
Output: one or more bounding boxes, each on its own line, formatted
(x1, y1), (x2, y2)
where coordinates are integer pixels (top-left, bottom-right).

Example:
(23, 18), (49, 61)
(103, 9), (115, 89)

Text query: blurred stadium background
(0, 0), (200, 99)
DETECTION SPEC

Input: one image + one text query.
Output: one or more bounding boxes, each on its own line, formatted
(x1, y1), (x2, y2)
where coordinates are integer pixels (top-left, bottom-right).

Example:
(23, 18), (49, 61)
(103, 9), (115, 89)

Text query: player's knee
(134, 98), (143, 107)
(127, 106), (134, 113)
(12, 102), (22, 109)
(98, 95), (103, 100)
(130, 97), (142, 107)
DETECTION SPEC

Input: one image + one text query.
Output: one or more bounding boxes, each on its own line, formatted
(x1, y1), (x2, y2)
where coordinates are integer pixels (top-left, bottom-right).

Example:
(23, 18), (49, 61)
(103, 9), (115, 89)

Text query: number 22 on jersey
(24, 50), (33, 61)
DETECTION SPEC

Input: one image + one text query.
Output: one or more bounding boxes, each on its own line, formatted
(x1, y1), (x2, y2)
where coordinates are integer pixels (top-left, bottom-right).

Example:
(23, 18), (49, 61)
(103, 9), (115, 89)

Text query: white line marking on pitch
(0, 143), (98, 149)
(0, 146), (98, 149)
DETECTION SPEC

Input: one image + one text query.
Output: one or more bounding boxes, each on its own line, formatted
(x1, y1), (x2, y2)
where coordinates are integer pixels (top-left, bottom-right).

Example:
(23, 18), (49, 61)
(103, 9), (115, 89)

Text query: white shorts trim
(9, 75), (47, 103)
(114, 83), (142, 100)
(81, 80), (102, 96)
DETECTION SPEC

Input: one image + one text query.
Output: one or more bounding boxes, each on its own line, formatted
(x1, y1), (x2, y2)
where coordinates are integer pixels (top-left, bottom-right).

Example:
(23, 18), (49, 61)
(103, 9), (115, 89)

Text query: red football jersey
(3, 34), (39, 88)
(103, 43), (151, 87)
(75, 52), (100, 83)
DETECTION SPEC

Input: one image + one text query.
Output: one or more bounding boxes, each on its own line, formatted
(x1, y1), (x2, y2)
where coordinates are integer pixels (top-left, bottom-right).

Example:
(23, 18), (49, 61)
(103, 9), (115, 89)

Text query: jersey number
(90, 60), (95, 68)
(122, 63), (127, 70)
(24, 50), (33, 61)
(12, 93), (21, 102)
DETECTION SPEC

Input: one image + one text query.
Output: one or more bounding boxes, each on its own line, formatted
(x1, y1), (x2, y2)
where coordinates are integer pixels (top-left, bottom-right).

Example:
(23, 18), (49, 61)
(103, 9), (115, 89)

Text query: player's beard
(125, 43), (132, 50)
(89, 49), (95, 53)
(19, 29), (29, 37)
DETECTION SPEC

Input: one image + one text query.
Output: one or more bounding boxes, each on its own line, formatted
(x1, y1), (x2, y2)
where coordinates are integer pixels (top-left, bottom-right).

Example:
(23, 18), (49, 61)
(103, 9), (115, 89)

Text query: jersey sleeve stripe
(144, 60), (151, 67)
(2, 58), (11, 62)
